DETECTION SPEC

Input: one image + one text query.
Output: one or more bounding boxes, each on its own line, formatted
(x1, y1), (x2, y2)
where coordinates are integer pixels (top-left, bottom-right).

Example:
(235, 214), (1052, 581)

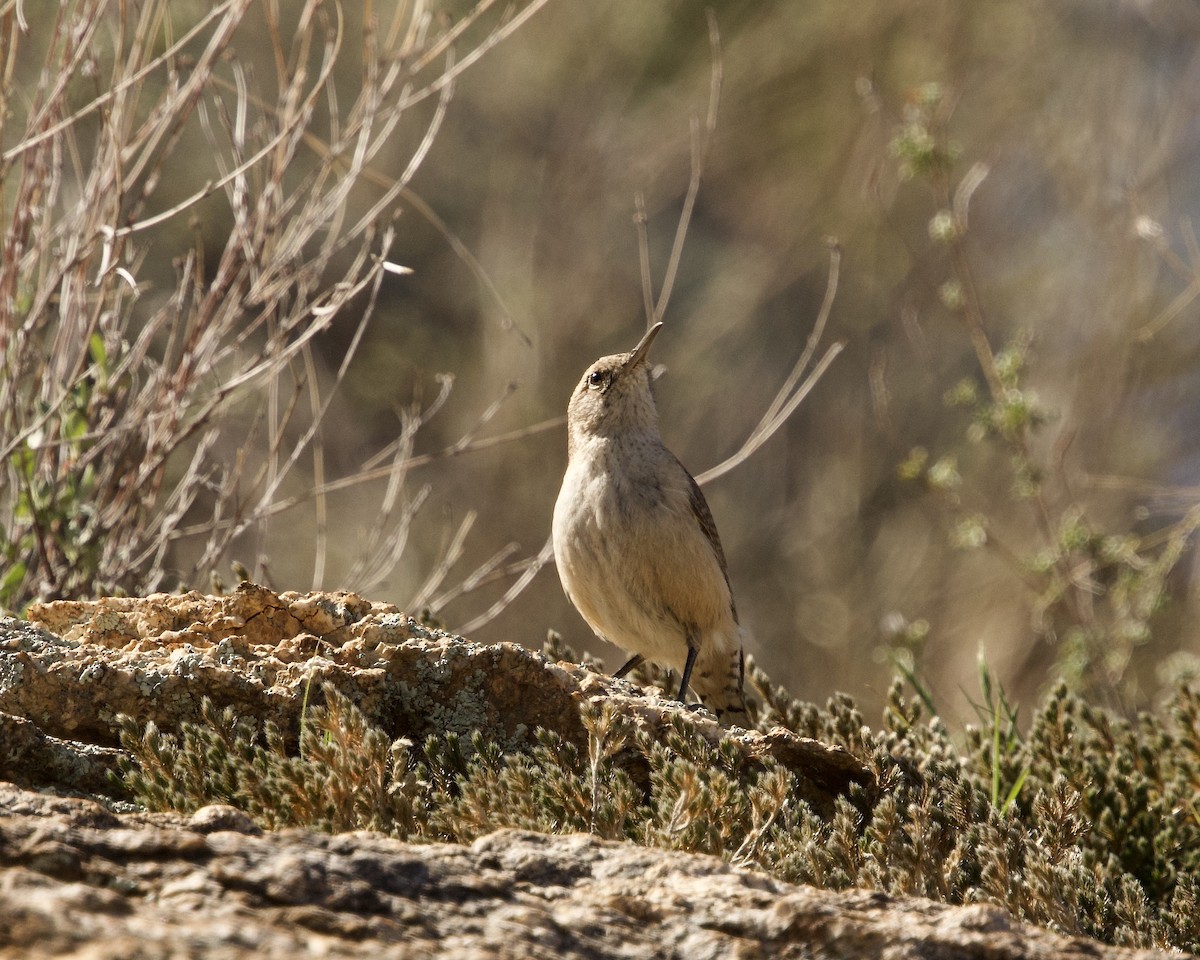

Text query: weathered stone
(1, 585), (870, 814)
(0, 588), (1179, 958)
(0, 708), (124, 795)
(0, 782), (1173, 960)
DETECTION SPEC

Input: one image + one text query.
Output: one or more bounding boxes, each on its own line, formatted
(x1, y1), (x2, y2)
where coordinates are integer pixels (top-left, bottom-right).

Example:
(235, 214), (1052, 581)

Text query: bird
(551, 322), (748, 721)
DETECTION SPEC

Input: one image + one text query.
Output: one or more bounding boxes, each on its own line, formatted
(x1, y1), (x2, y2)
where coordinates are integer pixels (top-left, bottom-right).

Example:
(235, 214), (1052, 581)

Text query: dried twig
(453, 11), (842, 633)
(636, 9), (722, 328)
(0, 0), (552, 611)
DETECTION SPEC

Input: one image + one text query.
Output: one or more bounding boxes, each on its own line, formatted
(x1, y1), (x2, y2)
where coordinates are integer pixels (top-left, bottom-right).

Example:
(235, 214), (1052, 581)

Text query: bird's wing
(675, 453), (738, 624)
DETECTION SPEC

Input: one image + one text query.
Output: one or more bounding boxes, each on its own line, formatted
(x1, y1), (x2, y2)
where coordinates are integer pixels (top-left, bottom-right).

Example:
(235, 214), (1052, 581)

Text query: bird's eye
(587, 370), (605, 389)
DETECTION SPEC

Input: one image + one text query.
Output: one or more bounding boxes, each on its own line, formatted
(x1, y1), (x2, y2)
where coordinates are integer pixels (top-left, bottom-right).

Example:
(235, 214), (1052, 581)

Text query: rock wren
(552, 323), (748, 721)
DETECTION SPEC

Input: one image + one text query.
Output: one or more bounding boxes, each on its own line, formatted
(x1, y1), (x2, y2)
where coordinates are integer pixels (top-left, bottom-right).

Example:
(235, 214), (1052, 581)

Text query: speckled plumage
(552, 324), (747, 721)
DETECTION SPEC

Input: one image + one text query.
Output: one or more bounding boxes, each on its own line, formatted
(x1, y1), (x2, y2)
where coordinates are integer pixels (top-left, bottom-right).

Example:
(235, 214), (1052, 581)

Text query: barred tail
(692, 642), (748, 725)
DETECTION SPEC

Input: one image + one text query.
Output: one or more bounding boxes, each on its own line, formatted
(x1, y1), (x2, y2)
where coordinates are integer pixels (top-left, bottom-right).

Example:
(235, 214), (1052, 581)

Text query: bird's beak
(624, 322), (662, 371)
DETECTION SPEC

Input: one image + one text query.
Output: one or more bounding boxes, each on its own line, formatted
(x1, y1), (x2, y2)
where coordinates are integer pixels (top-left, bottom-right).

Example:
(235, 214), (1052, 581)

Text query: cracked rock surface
(0, 782), (1174, 960)
(0, 583), (868, 812)
(0, 585), (1172, 959)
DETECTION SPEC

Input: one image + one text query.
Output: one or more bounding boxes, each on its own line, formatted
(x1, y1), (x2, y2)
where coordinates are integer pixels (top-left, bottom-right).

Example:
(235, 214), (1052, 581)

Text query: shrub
(118, 665), (1200, 952)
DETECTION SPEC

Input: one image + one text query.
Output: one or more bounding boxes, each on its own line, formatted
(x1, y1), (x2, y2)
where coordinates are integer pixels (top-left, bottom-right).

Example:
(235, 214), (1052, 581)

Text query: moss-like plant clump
(756, 670), (1200, 950)
(116, 659), (1200, 953)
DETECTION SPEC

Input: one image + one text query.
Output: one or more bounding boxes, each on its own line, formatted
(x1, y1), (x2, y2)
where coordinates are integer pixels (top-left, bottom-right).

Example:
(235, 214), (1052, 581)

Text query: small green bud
(1058, 514), (1092, 553)
(944, 378), (979, 408)
(952, 514), (988, 549)
(1027, 548), (1057, 574)
(927, 455), (961, 491)
(929, 210), (957, 243)
(898, 447), (929, 481)
(939, 280), (965, 310)
(994, 346), (1025, 386)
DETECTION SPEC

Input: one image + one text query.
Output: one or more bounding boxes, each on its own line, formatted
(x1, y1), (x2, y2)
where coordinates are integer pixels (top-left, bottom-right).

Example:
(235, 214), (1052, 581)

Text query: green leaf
(0, 561), (27, 604)
(89, 331), (108, 371)
(1001, 766), (1029, 814)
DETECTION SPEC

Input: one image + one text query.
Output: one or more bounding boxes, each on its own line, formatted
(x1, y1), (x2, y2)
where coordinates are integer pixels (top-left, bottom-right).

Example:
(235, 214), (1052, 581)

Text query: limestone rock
(1, 584), (870, 813)
(0, 782), (1172, 960)
(0, 587), (1178, 959)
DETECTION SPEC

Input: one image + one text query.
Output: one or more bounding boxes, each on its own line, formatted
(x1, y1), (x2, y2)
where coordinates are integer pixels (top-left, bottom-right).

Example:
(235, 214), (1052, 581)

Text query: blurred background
(7, 0), (1200, 724)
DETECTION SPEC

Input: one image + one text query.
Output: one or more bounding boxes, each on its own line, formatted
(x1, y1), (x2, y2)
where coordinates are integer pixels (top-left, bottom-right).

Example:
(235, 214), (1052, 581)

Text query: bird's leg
(612, 654), (644, 679)
(676, 643), (698, 704)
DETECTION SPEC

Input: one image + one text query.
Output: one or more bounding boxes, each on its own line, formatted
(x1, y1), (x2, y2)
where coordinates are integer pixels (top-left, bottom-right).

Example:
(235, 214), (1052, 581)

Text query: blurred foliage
(332, 0), (1200, 723)
(886, 83), (1200, 710)
(119, 665), (1200, 951)
(6, 0), (1200, 723)
(422, 0), (1200, 724)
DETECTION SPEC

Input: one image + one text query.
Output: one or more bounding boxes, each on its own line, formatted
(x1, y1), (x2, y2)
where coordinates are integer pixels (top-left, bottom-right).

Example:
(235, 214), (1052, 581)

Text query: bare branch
(654, 10), (721, 324)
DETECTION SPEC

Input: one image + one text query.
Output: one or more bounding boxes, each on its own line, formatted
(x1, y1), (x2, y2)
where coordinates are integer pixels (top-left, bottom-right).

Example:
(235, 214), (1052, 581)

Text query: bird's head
(565, 322), (662, 453)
